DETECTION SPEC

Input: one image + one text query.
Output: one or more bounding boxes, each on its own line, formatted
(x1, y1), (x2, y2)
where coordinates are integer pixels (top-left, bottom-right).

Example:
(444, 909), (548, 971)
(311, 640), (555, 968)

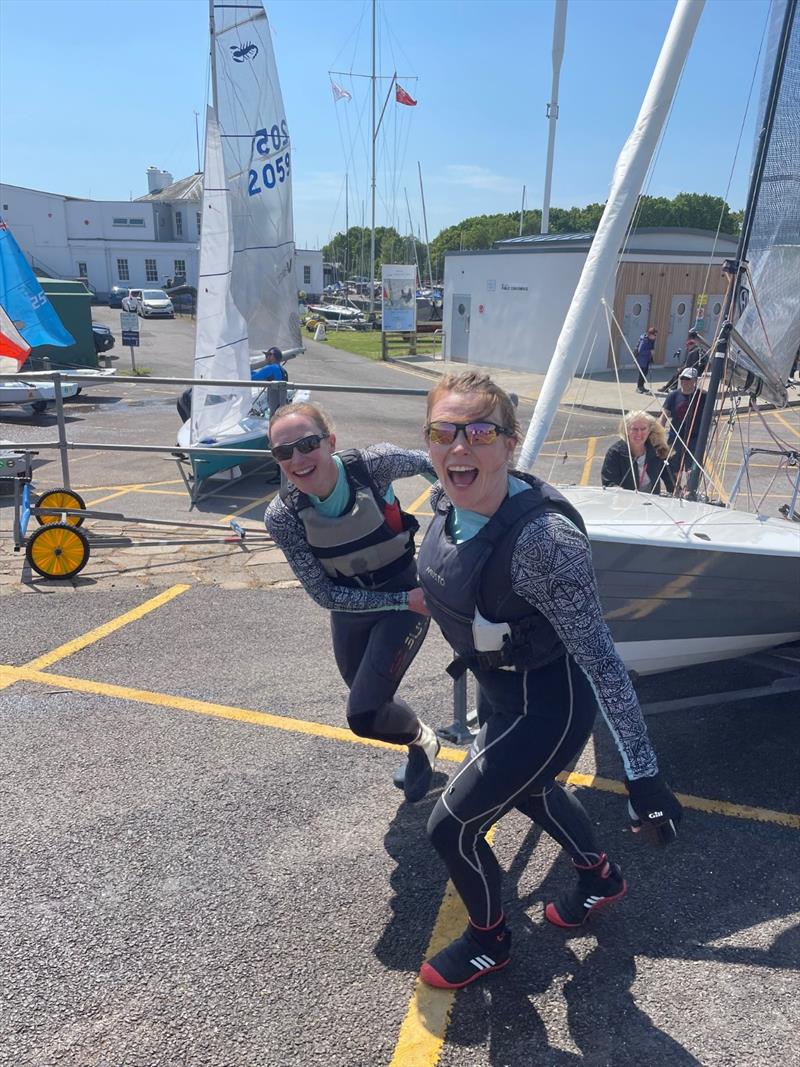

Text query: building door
(697, 293), (725, 344)
(450, 295), (471, 363)
(665, 294), (692, 365)
(620, 294), (650, 364)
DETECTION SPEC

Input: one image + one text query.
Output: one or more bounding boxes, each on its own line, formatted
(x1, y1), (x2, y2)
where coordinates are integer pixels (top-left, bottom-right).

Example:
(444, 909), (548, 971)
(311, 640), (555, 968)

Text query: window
(175, 211), (183, 236)
(145, 258), (158, 282)
(174, 259), (186, 277)
(77, 262), (88, 279)
(196, 211), (201, 234)
(117, 258), (129, 281)
(112, 216), (145, 227)
(128, 217), (145, 227)
(303, 265), (311, 285)
(113, 217), (128, 226)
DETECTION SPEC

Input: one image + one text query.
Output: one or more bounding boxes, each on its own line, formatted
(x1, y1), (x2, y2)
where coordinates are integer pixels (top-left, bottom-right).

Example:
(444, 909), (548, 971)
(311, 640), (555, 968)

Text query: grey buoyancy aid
(417, 472), (587, 674)
(281, 449), (419, 589)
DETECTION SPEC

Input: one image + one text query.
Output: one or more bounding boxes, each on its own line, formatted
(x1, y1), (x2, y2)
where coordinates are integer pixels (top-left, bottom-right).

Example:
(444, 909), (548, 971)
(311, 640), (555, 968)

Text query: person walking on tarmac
(415, 371), (682, 990)
(264, 401), (440, 803)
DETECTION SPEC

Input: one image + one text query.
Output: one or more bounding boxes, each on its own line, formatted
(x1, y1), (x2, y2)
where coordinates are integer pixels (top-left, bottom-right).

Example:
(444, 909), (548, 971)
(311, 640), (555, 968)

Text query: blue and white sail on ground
(0, 215), (75, 370)
(213, 0), (300, 355)
(730, 0), (800, 406)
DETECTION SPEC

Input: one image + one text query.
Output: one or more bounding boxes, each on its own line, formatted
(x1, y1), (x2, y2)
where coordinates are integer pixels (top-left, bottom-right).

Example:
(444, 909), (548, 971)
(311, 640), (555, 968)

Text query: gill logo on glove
(648, 810), (664, 819)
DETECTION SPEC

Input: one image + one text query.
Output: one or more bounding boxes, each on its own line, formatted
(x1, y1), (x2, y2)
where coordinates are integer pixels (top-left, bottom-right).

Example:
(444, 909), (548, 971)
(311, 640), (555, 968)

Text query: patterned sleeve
(361, 443), (436, 496)
(264, 495), (410, 614)
(510, 512), (659, 780)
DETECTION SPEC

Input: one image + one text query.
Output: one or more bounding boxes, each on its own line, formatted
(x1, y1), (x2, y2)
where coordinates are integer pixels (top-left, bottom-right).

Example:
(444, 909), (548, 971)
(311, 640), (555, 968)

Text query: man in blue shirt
(251, 346), (288, 382)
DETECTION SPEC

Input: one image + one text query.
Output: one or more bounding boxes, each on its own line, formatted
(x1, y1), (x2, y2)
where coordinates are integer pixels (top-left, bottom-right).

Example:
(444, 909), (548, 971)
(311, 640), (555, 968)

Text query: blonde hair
(270, 400), (334, 437)
(622, 410), (669, 460)
(426, 371), (520, 439)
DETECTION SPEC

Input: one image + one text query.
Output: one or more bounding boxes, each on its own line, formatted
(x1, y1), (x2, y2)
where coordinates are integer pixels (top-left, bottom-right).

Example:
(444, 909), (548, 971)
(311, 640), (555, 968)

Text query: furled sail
(213, 2), (300, 354)
(190, 107), (252, 444)
(729, 0), (800, 406)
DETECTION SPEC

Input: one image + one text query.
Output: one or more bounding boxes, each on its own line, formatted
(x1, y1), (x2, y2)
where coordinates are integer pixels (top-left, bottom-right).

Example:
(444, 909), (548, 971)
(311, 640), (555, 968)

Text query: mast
(345, 172), (349, 294)
(208, 0), (218, 112)
(541, 0), (567, 235)
(687, 0), (798, 498)
(418, 161), (434, 287)
(518, 0), (704, 469)
(519, 185), (526, 237)
(369, 0), (377, 318)
(405, 187), (421, 285)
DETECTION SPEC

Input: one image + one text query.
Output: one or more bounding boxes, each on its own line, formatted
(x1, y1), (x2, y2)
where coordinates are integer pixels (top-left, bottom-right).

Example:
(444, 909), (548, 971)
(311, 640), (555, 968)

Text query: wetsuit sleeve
(361, 443), (436, 496)
(509, 512), (659, 780)
(264, 497), (410, 613)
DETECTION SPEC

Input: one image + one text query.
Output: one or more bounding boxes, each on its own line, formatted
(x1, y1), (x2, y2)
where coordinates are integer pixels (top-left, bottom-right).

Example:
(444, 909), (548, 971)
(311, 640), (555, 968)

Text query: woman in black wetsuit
(415, 371), (682, 989)
(264, 401), (439, 803)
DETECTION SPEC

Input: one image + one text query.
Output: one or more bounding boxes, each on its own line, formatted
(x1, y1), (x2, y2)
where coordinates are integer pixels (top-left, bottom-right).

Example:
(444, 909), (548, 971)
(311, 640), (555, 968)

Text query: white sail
(190, 107), (252, 445)
(213, 1), (300, 354)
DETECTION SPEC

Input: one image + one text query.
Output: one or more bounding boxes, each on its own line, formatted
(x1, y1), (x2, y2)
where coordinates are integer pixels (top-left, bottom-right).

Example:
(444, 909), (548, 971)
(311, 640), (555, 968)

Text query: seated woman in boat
(264, 401), (439, 804)
(413, 370), (682, 990)
(600, 411), (675, 495)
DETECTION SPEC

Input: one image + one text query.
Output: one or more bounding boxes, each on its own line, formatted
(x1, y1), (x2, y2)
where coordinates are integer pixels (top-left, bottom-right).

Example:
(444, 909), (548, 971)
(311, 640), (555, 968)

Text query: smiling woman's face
(269, 412), (337, 497)
(426, 391), (517, 517)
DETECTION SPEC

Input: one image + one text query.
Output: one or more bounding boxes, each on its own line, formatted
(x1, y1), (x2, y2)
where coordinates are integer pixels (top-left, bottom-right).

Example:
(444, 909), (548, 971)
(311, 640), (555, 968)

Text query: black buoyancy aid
(417, 472), (587, 674)
(281, 449), (419, 590)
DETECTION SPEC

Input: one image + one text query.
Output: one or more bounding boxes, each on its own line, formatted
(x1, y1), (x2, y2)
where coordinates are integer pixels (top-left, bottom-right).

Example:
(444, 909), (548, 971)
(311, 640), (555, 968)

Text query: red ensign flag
(395, 84), (417, 107)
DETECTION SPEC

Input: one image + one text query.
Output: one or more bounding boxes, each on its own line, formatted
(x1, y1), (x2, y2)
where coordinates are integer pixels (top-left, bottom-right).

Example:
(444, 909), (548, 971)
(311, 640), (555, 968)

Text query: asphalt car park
(1, 321), (799, 1065)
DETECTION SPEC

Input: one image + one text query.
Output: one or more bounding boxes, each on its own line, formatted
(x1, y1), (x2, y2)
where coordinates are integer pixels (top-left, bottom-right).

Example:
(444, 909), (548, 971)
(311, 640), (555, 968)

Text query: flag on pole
(330, 79), (352, 102)
(395, 84), (417, 107)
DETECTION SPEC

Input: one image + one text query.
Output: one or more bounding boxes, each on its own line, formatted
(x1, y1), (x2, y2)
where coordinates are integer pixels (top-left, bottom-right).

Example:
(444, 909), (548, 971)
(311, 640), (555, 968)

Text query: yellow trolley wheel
(26, 522), (90, 579)
(34, 487), (87, 527)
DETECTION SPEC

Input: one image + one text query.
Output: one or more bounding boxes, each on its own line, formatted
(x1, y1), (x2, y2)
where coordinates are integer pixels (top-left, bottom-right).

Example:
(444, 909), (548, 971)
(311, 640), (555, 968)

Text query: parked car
(108, 286), (129, 308)
(122, 288), (142, 312)
(137, 289), (175, 318)
(91, 321), (115, 354)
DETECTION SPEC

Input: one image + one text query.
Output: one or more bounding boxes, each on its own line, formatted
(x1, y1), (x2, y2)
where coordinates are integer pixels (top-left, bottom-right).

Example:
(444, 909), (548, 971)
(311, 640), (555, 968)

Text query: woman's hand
(408, 587), (431, 616)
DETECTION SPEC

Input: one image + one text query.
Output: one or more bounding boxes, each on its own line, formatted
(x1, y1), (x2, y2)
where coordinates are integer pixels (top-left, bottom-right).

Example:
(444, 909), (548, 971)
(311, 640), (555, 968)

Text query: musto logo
(231, 42), (259, 62)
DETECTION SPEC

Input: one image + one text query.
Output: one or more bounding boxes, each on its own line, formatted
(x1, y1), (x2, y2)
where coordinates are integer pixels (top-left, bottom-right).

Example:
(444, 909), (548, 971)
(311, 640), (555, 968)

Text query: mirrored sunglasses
(424, 421), (513, 446)
(271, 433), (328, 462)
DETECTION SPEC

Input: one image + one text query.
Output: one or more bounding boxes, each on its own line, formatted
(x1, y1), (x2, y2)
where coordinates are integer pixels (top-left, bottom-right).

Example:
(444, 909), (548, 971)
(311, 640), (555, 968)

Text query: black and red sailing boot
(419, 918), (511, 989)
(545, 853), (627, 929)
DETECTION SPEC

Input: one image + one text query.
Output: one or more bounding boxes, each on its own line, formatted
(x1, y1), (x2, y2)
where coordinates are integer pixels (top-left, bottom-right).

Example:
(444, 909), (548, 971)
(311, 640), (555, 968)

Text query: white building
(443, 228), (739, 375)
(1, 168), (322, 300)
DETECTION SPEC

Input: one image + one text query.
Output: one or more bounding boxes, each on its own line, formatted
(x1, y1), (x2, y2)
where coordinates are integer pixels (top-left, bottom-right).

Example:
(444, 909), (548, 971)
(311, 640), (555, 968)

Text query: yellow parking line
(1, 661), (798, 831)
(22, 585), (191, 671)
(406, 484), (433, 514)
(390, 826), (498, 1067)
(579, 437), (597, 485)
(219, 489), (278, 524)
(769, 410), (800, 439)
(85, 485), (147, 507)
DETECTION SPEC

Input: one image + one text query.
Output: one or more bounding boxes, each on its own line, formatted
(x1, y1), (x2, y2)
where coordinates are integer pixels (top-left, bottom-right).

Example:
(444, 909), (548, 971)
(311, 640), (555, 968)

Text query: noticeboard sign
(120, 311), (140, 347)
(122, 331), (140, 347)
(381, 264), (417, 333)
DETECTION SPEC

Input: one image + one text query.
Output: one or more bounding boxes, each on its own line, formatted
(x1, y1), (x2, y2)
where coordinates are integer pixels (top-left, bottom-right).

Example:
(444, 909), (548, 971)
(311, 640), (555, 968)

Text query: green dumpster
(27, 278), (97, 370)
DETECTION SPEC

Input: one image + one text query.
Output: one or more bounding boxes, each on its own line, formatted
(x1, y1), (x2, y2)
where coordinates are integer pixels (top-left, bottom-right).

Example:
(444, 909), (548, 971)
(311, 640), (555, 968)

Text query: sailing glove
(626, 772), (683, 847)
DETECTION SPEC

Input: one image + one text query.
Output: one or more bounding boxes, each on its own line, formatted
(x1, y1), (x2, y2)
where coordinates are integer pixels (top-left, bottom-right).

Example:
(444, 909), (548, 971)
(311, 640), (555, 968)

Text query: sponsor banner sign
(381, 264), (417, 332)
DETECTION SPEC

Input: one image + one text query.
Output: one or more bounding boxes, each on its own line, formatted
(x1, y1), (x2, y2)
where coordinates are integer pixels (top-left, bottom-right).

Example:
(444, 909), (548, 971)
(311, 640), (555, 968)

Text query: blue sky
(0, 0), (771, 249)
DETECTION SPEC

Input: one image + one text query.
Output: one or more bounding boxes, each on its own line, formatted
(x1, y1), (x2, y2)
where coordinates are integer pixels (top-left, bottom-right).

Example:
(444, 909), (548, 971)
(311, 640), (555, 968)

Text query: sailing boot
(545, 853), (627, 929)
(420, 916), (511, 989)
(403, 723), (440, 803)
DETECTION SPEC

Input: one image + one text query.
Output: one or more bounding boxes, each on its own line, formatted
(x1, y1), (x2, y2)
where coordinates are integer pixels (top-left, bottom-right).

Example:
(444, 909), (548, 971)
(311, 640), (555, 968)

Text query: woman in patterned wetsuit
(415, 371), (683, 989)
(265, 401), (439, 803)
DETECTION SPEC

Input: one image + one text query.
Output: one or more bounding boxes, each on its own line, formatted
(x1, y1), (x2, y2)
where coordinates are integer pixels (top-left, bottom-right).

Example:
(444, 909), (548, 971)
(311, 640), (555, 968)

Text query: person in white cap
(659, 367), (706, 477)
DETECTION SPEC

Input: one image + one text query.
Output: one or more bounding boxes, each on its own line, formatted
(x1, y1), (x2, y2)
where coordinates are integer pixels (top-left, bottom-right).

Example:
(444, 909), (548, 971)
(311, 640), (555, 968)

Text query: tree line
(321, 193), (742, 282)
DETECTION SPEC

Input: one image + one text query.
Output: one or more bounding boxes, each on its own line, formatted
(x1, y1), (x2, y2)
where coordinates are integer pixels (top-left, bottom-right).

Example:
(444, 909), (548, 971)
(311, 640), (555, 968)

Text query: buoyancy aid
(417, 472), (587, 674)
(281, 449), (419, 590)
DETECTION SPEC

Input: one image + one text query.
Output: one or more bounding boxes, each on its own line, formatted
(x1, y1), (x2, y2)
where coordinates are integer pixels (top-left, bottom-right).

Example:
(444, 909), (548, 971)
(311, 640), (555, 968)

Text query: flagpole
(369, 0), (377, 320)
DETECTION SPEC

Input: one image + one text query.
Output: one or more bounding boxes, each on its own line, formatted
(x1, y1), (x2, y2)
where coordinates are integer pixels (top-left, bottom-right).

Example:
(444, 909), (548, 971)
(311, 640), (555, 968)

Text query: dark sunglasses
(424, 420), (514, 446)
(271, 433), (328, 462)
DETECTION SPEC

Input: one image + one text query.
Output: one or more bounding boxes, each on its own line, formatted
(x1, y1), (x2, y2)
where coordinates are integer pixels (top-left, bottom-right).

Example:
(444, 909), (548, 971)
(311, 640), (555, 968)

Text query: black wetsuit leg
(331, 610), (429, 744)
(427, 654), (598, 928)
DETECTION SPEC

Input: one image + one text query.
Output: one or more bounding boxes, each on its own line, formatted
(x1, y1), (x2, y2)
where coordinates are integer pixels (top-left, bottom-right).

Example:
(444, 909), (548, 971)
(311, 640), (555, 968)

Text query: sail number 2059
(248, 122), (290, 196)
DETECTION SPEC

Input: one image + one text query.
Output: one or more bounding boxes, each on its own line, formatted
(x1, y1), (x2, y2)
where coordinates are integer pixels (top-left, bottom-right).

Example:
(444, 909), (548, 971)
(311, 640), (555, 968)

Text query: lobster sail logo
(231, 41), (259, 62)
